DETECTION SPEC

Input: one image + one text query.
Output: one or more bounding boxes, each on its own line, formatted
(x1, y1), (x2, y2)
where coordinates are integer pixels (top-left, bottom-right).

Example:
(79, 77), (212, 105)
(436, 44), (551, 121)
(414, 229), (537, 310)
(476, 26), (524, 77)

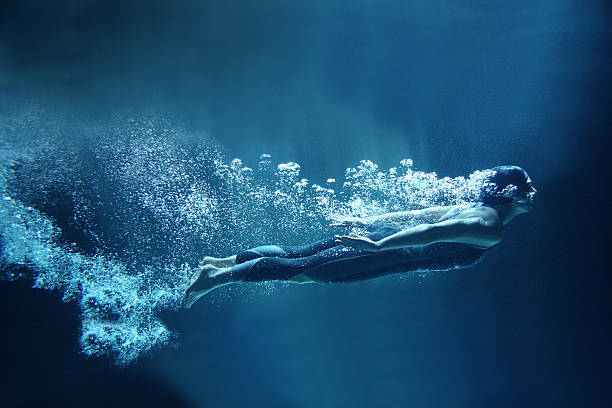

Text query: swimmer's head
(480, 165), (537, 212)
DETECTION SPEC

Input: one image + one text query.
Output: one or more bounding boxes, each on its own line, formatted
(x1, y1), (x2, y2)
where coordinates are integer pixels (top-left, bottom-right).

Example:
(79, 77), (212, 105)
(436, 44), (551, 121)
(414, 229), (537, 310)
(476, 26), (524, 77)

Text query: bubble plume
(1, 110), (492, 364)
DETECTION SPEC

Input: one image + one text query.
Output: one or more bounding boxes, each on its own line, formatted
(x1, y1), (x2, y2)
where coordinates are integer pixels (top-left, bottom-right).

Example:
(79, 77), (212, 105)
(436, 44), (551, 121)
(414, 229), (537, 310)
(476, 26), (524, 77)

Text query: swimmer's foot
(184, 265), (230, 309)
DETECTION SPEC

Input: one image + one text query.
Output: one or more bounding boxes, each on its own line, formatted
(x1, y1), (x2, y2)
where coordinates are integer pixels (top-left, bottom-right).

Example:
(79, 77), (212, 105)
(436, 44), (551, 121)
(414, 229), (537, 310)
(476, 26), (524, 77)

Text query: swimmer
(184, 165), (536, 308)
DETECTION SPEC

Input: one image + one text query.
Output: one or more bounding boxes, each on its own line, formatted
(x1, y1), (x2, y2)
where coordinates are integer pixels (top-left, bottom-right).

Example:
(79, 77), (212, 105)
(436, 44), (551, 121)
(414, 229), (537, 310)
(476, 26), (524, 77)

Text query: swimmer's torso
(437, 203), (498, 223)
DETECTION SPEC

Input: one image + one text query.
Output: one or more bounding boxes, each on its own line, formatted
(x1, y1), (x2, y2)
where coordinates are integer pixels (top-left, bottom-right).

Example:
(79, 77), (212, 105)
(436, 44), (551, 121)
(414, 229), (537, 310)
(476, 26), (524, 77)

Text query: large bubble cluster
(1, 110), (494, 364)
(336, 159), (494, 225)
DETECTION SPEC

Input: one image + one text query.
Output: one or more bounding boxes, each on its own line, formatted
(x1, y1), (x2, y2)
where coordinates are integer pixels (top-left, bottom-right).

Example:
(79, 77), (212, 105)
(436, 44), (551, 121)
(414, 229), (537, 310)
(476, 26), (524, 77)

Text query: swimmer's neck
(487, 202), (528, 225)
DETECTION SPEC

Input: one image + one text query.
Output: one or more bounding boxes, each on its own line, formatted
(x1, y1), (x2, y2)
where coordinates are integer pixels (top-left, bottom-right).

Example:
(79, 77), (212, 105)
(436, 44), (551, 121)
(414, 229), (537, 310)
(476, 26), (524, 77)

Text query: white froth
(1, 112), (495, 364)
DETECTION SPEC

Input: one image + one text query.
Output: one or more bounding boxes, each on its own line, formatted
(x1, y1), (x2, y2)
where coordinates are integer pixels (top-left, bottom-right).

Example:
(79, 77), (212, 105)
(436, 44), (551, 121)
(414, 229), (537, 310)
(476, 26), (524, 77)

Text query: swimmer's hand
(334, 233), (380, 252)
(328, 214), (368, 227)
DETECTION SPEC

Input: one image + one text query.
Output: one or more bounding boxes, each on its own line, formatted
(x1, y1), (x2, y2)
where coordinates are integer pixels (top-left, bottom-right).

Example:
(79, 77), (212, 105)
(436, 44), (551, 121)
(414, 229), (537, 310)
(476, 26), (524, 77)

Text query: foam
(0, 110), (494, 364)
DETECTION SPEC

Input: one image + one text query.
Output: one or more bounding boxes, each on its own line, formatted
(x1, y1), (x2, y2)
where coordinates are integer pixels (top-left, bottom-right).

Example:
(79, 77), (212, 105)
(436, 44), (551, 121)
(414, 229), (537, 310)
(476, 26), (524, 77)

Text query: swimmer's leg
(198, 245), (292, 270)
(200, 255), (237, 268)
(188, 225), (404, 306)
(184, 256), (308, 308)
(266, 224), (399, 261)
(201, 224), (400, 268)
(235, 238), (340, 263)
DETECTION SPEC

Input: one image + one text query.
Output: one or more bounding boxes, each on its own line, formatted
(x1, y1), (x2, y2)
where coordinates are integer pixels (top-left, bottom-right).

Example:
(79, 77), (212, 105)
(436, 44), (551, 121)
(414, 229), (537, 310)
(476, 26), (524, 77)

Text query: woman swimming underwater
(184, 165), (536, 308)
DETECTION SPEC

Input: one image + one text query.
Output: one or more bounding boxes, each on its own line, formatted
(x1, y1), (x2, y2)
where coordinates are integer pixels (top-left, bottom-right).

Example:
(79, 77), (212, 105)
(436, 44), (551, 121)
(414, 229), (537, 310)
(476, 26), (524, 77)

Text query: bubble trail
(1, 110), (494, 364)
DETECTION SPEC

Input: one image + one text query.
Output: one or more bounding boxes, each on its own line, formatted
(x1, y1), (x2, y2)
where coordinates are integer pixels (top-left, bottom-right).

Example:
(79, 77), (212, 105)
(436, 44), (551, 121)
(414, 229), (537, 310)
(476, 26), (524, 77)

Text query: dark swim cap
(480, 165), (530, 206)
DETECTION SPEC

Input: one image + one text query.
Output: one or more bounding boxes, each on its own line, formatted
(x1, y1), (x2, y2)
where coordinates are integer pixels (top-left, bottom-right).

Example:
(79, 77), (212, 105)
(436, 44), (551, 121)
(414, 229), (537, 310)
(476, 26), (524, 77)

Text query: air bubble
(1, 111), (494, 364)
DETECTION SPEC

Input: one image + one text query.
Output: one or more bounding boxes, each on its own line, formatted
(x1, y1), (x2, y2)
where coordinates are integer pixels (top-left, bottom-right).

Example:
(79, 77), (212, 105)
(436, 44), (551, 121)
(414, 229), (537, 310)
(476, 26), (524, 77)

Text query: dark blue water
(1, 1), (610, 407)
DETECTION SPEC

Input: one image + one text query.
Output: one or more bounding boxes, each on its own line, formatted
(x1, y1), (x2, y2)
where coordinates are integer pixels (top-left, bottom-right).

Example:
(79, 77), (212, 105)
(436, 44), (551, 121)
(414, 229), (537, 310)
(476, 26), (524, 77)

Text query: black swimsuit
(234, 215), (488, 284)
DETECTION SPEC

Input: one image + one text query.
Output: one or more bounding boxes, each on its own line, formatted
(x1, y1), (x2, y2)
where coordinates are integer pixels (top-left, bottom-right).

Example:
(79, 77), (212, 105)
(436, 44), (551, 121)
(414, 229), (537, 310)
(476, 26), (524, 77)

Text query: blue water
(1, 1), (610, 407)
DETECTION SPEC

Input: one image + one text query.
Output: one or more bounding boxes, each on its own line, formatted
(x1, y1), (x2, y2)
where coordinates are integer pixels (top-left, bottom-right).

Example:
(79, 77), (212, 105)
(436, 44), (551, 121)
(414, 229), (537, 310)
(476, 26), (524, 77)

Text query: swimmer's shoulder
(450, 203), (502, 227)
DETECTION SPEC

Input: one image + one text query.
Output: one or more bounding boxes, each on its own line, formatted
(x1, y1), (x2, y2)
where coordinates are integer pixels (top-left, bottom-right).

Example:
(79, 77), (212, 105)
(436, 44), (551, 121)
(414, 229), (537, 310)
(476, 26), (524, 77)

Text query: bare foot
(184, 265), (223, 309)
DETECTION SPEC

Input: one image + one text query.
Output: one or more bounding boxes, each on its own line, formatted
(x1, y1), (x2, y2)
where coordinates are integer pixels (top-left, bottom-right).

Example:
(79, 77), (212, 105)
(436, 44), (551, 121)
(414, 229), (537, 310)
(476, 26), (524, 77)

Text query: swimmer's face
(514, 174), (537, 212)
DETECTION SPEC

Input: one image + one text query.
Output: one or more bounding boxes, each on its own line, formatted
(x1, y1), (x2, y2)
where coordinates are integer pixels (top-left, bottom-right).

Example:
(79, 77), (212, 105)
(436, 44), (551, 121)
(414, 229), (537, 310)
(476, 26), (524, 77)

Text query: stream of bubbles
(0, 110), (492, 364)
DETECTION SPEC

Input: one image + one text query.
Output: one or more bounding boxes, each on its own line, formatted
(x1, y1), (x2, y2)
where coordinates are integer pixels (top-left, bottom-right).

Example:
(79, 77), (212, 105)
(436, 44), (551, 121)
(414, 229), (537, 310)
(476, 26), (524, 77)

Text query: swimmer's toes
(183, 292), (194, 309)
(184, 292), (200, 309)
(183, 285), (200, 309)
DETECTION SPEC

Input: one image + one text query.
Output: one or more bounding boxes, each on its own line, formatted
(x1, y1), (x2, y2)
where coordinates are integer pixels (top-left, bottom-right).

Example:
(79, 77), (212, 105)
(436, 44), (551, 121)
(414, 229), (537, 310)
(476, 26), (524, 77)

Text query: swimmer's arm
(335, 217), (502, 251)
(367, 206), (451, 224)
(375, 218), (502, 250)
(329, 207), (450, 227)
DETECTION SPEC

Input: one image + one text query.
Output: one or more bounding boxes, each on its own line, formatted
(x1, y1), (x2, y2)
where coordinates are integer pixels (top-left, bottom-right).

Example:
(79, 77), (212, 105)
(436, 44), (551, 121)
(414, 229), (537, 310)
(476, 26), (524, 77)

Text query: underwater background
(1, 0), (610, 407)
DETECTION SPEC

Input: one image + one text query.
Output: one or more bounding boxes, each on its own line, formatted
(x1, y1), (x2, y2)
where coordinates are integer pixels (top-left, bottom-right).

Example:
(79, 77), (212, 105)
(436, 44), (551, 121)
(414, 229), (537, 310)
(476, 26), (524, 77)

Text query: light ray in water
(0, 111), (493, 364)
